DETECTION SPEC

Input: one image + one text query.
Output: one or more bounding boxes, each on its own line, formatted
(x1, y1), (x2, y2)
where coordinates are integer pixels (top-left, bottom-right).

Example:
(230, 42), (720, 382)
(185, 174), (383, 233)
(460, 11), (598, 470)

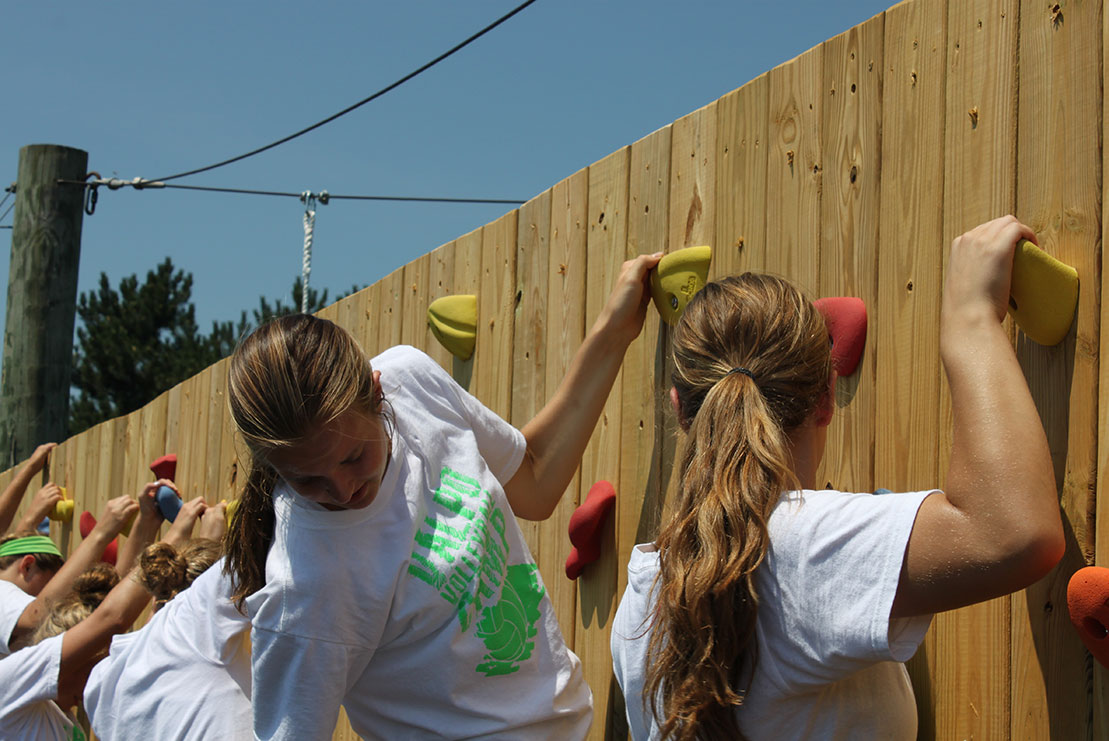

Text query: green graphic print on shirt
(407, 466), (546, 676)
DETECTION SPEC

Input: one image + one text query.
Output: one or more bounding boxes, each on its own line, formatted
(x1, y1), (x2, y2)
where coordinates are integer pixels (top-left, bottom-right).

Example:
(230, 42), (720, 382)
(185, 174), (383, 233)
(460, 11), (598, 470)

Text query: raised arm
(14, 483), (64, 534)
(891, 216), (1065, 617)
(0, 443), (56, 534)
(11, 495), (138, 645)
(504, 252), (662, 520)
(114, 480), (171, 576)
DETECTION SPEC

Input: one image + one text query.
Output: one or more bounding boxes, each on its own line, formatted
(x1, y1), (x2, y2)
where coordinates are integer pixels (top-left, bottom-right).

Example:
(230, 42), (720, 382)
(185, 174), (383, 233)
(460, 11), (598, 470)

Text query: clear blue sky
(2, 0), (893, 345)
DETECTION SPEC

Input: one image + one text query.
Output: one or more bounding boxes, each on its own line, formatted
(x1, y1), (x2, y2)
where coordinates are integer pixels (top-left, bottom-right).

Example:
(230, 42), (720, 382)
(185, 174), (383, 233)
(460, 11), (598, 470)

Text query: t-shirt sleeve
(251, 625), (372, 739)
(389, 345), (526, 483)
(0, 581), (34, 656)
(0, 634), (63, 717)
(762, 489), (935, 689)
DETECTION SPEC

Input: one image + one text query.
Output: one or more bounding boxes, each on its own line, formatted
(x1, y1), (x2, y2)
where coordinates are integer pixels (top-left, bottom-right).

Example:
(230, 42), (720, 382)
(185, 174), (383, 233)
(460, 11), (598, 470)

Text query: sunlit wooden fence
(5, 0), (1106, 737)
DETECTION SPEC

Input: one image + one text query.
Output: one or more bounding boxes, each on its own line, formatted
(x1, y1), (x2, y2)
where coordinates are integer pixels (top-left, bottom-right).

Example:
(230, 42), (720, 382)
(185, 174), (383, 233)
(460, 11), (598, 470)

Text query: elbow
(1000, 516), (1065, 591)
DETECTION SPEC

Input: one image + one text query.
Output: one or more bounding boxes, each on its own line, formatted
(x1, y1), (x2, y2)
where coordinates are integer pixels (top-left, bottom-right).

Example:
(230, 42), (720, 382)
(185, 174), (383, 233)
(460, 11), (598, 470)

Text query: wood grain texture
(936, 1), (1020, 737)
(512, 191), (552, 575)
(425, 241), (458, 372)
(1011, 0), (1102, 738)
(474, 211), (518, 419)
(401, 254), (430, 353)
(1099, 2), (1109, 735)
(818, 14), (883, 494)
(875, 1), (947, 734)
(715, 74), (770, 277)
(452, 227), (484, 392)
(542, 171), (588, 660)
(766, 45), (824, 294)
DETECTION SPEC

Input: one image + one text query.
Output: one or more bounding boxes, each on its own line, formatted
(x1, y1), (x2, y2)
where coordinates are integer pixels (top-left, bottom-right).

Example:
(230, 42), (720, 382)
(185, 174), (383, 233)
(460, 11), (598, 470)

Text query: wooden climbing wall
(3, 0), (1105, 738)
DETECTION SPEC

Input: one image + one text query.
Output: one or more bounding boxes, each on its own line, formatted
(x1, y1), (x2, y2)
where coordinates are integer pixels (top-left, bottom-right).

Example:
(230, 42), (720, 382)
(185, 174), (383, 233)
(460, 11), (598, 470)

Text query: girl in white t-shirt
(83, 533), (252, 741)
(0, 485), (211, 740)
(611, 216), (1066, 740)
(223, 253), (662, 739)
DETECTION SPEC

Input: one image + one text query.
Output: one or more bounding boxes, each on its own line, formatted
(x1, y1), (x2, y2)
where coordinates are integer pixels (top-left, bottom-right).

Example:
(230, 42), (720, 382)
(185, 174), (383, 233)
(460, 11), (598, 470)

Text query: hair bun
(72, 563), (120, 608)
(139, 542), (188, 604)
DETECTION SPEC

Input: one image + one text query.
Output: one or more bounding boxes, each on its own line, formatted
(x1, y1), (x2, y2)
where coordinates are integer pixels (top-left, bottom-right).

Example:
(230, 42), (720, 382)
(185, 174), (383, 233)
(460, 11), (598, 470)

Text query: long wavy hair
(223, 314), (387, 610)
(645, 273), (833, 740)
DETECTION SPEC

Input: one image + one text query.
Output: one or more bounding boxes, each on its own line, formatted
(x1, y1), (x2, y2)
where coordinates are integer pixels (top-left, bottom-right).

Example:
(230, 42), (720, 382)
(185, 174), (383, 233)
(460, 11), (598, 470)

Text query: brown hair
(139, 539), (222, 611)
(645, 273), (833, 740)
(0, 531), (65, 574)
(31, 563), (119, 644)
(224, 314), (386, 609)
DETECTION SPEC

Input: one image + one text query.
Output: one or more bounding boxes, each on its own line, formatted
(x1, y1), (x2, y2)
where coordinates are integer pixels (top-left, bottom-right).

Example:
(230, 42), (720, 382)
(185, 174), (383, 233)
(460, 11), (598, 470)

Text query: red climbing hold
(565, 480), (617, 580)
(813, 297), (867, 377)
(149, 454), (177, 481)
(78, 511), (118, 566)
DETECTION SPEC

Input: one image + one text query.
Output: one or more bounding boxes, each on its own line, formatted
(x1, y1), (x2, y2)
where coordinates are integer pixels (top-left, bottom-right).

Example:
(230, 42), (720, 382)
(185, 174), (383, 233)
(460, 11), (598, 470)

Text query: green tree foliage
(69, 259), (361, 435)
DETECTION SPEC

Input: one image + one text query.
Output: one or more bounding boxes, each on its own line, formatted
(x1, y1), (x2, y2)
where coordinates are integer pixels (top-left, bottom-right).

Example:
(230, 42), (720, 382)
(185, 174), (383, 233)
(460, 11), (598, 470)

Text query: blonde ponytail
(645, 274), (832, 740)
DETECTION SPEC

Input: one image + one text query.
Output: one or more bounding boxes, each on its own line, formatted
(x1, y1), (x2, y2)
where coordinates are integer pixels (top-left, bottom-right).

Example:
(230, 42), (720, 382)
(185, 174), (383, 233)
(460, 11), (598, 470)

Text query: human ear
(17, 555), (35, 580)
(670, 387), (690, 431)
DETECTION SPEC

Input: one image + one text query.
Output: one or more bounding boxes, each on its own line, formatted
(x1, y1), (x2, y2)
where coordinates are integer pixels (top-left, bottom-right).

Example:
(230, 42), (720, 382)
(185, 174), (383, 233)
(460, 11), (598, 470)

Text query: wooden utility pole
(0, 144), (88, 469)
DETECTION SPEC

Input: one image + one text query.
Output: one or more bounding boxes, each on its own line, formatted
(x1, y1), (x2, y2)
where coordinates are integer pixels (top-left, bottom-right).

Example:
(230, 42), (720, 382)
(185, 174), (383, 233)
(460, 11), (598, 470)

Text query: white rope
(301, 191), (316, 313)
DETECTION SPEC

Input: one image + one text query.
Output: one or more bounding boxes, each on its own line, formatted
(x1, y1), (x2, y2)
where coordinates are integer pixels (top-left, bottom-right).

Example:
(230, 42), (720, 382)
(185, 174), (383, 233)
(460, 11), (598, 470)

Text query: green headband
(0, 535), (63, 559)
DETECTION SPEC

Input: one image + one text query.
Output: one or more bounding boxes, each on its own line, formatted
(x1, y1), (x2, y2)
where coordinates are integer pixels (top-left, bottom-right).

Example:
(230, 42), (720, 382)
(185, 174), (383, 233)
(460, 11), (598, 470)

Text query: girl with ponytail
(612, 217), (1065, 739)
(223, 253), (662, 739)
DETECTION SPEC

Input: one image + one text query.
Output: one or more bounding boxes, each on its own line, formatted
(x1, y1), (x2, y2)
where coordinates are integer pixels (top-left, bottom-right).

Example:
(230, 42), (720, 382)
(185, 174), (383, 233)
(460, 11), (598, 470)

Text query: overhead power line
(57, 178), (526, 206)
(139, 0), (539, 186)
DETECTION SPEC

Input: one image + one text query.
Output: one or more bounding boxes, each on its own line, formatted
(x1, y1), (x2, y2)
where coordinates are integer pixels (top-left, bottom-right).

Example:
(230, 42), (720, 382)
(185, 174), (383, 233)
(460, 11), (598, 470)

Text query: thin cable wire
(0, 200), (15, 225)
(0, 190), (12, 212)
(141, 0), (538, 185)
(57, 179), (526, 204)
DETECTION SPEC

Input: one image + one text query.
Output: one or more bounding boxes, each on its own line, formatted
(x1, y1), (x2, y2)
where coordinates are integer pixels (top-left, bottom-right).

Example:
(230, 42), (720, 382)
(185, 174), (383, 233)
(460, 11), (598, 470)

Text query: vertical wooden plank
(164, 382), (183, 467)
(49, 440), (72, 552)
(205, 359), (229, 504)
(818, 15), (883, 496)
(765, 46), (824, 294)
(137, 392), (168, 491)
(315, 301), (340, 324)
(377, 267), (405, 353)
(401, 254), (430, 352)
(359, 282), (384, 359)
(1099, 4), (1109, 737)
(472, 211), (517, 419)
(669, 102), (717, 254)
(178, 371), (211, 501)
(452, 228), (483, 393)
(875, 1), (947, 734)
(541, 172), (587, 655)
(579, 148), (630, 741)
(425, 241), (458, 372)
(715, 74), (770, 277)
(512, 191), (552, 574)
(937, 1), (1020, 737)
(608, 125), (672, 741)
(1011, 1), (1101, 738)
(71, 426), (95, 557)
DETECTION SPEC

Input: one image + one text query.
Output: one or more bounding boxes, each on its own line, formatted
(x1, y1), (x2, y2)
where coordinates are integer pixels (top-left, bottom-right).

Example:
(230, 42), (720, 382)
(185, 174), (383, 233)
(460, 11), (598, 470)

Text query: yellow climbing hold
(427, 295), (478, 360)
(1009, 239), (1078, 346)
(50, 488), (74, 523)
(650, 246), (713, 326)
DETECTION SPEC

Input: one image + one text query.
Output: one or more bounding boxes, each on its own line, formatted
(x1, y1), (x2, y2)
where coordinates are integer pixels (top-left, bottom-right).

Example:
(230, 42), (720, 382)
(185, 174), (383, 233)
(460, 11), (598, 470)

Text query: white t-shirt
(84, 558), (252, 740)
(0, 633), (83, 740)
(246, 345), (592, 740)
(612, 488), (935, 741)
(0, 579), (35, 656)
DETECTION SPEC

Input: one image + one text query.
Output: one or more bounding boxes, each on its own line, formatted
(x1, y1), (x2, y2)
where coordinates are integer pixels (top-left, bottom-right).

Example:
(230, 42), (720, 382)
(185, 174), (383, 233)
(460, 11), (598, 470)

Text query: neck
(786, 419), (826, 490)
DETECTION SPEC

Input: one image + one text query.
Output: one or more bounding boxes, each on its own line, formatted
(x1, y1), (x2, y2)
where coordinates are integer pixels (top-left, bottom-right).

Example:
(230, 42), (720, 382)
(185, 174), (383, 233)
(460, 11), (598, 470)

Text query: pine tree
(69, 261), (362, 435)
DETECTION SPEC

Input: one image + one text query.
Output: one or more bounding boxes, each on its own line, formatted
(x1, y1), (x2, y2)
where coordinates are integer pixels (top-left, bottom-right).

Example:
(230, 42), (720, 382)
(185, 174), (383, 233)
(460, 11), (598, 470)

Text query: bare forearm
(0, 470), (36, 533)
(115, 513), (160, 576)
